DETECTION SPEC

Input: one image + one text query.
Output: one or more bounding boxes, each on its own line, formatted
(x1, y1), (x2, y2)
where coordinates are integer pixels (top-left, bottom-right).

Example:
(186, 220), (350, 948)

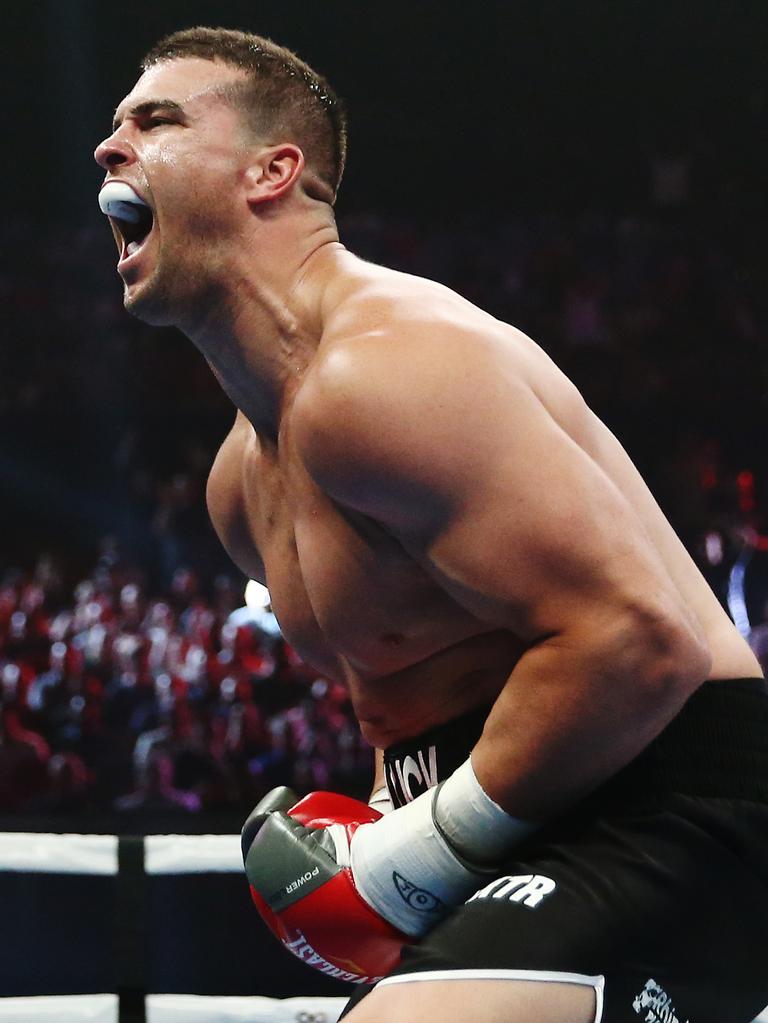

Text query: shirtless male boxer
(95, 27), (768, 1023)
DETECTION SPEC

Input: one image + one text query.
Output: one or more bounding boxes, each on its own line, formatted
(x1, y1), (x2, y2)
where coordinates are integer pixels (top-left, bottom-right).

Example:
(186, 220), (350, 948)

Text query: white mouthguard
(98, 182), (149, 223)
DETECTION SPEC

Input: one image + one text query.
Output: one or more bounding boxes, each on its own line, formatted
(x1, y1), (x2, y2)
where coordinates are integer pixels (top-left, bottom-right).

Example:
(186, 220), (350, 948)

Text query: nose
(94, 130), (135, 171)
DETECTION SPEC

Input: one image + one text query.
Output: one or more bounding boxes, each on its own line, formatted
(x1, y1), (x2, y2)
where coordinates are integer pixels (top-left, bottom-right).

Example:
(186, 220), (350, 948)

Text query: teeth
(99, 182), (149, 222)
(126, 241), (141, 256)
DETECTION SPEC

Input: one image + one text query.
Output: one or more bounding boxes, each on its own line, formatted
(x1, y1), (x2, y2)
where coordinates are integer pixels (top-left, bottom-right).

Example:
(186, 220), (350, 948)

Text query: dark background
(1, 2), (768, 827)
(8, 0), (768, 224)
(3, 0), (768, 569)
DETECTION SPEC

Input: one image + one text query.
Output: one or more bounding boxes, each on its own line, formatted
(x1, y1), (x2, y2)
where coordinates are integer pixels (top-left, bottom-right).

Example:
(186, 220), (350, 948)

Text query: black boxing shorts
(342, 678), (768, 1023)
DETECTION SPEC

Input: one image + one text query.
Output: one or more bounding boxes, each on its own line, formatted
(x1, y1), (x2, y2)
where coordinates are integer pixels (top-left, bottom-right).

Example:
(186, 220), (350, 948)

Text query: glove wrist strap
(351, 757), (538, 937)
(434, 757), (538, 866)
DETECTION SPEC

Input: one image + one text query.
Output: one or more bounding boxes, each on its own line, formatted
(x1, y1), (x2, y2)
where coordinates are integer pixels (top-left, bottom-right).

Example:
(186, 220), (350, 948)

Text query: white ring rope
(0, 833), (118, 874)
(0, 995), (346, 1023)
(0, 995), (116, 1022)
(0, 833), (244, 875)
(147, 995), (347, 1022)
(144, 834), (243, 874)
(1, 833), (765, 1023)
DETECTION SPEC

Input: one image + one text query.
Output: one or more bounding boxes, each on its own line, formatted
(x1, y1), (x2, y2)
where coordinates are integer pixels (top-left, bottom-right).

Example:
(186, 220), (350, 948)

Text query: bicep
(417, 408), (671, 640)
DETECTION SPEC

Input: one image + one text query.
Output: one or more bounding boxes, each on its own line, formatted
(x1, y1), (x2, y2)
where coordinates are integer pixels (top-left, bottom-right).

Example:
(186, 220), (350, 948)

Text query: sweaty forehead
(115, 57), (246, 121)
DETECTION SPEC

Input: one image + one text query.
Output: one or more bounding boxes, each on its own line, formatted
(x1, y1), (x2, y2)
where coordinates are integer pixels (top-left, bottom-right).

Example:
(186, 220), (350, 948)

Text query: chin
(124, 292), (169, 327)
(123, 274), (179, 327)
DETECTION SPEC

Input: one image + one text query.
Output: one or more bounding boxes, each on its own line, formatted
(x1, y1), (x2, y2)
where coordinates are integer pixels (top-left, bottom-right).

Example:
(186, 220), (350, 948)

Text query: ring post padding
(116, 836), (149, 1023)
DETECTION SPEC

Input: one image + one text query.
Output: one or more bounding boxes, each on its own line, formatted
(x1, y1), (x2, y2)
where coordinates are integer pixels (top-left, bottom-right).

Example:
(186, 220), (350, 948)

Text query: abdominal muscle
(341, 629), (529, 748)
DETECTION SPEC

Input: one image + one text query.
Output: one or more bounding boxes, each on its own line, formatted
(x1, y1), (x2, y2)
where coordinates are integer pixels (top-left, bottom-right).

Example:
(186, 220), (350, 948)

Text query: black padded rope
(116, 836), (147, 1023)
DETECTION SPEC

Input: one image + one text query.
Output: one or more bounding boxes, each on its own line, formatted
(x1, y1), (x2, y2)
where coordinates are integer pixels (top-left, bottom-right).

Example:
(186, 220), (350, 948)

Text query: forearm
(471, 615), (710, 821)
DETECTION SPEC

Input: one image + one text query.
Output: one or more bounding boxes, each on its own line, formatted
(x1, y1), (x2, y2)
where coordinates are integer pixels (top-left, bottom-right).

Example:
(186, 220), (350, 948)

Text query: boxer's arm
(296, 334), (711, 822)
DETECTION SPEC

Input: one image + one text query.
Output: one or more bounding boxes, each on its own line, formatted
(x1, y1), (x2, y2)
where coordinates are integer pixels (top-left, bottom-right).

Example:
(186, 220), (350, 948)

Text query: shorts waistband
(384, 704), (491, 763)
(384, 678), (768, 806)
(602, 676), (768, 803)
(382, 704), (491, 807)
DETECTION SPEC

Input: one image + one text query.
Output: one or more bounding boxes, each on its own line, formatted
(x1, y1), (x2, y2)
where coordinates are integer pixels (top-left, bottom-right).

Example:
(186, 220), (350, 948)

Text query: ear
(243, 143), (306, 205)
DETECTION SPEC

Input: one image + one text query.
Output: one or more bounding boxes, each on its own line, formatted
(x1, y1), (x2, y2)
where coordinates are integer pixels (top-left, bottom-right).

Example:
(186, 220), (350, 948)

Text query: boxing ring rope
(0, 995), (346, 1023)
(2, 831), (767, 1023)
(0, 832), (348, 1023)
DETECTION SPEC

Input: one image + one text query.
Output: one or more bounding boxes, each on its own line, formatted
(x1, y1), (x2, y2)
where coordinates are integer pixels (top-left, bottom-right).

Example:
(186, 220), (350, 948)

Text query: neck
(180, 204), (343, 442)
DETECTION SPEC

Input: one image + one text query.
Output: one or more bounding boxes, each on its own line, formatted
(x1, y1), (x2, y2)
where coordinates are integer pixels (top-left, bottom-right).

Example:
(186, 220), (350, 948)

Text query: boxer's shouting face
(95, 58), (251, 324)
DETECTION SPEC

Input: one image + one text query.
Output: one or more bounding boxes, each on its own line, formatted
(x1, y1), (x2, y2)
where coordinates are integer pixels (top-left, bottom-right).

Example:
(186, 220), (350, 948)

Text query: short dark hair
(142, 27), (347, 201)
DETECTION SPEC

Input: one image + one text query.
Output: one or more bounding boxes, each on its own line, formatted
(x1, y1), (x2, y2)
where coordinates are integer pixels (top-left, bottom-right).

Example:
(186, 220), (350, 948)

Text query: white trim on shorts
(376, 968), (605, 1023)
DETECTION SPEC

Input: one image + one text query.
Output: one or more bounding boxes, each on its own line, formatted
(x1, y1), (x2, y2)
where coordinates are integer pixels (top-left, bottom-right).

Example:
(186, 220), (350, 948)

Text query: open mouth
(98, 181), (155, 265)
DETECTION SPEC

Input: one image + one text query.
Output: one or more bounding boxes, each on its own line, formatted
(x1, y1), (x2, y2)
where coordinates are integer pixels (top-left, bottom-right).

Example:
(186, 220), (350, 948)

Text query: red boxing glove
(241, 787), (412, 984)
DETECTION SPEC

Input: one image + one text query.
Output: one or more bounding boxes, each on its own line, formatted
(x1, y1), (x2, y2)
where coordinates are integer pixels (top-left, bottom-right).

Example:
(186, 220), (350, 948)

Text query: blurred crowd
(1, 190), (768, 820)
(0, 552), (371, 819)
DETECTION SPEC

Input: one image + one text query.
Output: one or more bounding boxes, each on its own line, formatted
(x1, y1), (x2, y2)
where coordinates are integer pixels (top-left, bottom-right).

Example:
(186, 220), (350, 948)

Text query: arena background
(3, 0), (768, 820)
(1, 3), (768, 1015)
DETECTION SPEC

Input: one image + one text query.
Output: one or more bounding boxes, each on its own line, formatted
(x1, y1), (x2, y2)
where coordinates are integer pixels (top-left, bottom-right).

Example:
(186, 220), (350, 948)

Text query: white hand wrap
(350, 756), (537, 937)
(435, 757), (538, 863)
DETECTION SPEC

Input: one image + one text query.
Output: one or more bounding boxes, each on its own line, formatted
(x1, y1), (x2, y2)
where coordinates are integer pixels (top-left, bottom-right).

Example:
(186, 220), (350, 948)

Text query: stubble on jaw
(122, 244), (231, 334)
(129, 190), (246, 323)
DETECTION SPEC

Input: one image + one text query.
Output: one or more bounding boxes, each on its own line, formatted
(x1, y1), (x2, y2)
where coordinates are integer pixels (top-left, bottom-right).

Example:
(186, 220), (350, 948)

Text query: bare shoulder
(294, 267), (700, 645)
(294, 264), (587, 529)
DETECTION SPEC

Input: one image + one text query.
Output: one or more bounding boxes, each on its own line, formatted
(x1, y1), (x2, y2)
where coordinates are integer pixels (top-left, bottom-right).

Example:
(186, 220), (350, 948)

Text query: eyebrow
(112, 99), (187, 132)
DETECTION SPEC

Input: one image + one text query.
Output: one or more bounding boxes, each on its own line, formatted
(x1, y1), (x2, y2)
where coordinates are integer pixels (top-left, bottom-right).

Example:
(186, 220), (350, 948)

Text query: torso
(207, 256), (762, 747)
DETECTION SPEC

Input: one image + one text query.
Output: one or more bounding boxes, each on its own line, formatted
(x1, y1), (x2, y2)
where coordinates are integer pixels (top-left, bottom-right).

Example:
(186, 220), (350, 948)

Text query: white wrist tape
(350, 757), (537, 937)
(435, 756), (538, 864)
(351, 784), (481, 936)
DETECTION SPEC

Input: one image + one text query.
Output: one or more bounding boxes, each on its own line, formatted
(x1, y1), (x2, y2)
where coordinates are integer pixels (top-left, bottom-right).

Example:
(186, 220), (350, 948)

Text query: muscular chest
(237, 433), (475, 681)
